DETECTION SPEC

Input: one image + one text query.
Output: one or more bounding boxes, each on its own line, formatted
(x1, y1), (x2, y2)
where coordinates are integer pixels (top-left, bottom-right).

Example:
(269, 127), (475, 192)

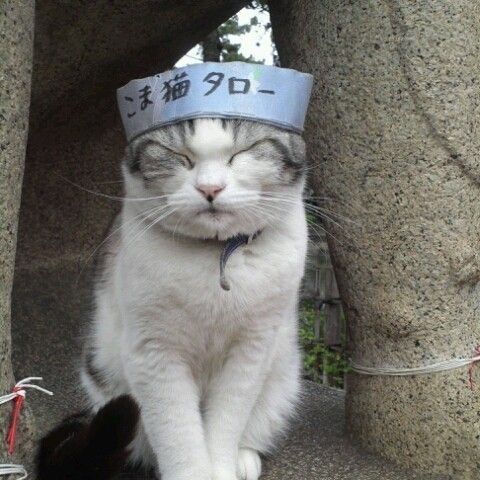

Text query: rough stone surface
(0, 0), (36, 467)
(28, 0), (249, 131)
(17, 0), (249, 272)
(271, 1), (480, 478)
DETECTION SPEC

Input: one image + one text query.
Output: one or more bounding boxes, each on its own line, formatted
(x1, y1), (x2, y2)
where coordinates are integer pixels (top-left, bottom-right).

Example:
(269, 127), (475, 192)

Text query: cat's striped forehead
(142, 118), (281, 150)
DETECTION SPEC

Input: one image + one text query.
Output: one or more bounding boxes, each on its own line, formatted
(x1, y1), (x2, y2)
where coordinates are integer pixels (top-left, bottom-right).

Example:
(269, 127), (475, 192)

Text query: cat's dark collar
(219, 230), (262, 291)
(157, 226), (262, 291)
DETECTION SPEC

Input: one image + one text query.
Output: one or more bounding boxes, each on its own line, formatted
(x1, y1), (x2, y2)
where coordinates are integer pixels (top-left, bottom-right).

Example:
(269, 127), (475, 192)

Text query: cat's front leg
(125, 349), (211, 480)
(204, 329), (273, 480)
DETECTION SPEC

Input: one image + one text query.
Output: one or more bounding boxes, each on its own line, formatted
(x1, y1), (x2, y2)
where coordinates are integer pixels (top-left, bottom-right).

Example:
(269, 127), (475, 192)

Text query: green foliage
(202, 3), (271, 64)
(218, 16), (253, 36)
(246, 0), (269, 13)
(215, 15), (263, 63)
(299, 301), (350, 388)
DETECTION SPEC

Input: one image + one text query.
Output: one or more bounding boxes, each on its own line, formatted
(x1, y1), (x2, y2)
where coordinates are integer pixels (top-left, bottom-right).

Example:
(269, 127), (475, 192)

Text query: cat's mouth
(197, 206), (233, 218)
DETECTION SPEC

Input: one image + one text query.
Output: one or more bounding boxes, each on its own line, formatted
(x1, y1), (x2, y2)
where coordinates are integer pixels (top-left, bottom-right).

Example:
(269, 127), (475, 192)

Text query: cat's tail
(36, 395), (140, 480)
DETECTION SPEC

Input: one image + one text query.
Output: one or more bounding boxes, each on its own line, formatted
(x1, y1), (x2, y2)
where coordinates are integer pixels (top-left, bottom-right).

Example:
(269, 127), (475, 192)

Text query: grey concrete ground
(11, 269), (443, 480)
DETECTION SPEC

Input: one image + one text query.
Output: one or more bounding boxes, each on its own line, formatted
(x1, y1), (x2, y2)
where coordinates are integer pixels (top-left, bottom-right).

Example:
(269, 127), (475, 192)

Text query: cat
(39, 118), (308, 480)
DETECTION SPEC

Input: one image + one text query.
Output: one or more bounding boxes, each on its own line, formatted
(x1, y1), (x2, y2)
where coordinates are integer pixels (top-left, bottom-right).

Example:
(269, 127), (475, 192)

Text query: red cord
(5, 387), (25, 455)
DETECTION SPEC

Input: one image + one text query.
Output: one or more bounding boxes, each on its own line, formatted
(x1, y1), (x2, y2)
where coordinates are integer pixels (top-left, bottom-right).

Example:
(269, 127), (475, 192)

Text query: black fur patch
(36, 395), (140, 480)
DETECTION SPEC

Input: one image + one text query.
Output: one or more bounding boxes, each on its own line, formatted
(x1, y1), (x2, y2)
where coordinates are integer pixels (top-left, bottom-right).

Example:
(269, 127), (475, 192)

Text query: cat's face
(123, 118), (306, 240)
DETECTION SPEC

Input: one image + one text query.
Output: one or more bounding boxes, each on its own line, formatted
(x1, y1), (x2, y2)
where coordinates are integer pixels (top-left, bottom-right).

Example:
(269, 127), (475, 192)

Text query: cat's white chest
(118, 226), (306, 330)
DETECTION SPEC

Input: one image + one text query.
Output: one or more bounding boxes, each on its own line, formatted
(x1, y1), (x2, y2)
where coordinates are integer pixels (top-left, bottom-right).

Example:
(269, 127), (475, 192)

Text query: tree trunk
(203, 30), (222, 62)
(0, 0), (36, 468)
(271, 1), (480, 477)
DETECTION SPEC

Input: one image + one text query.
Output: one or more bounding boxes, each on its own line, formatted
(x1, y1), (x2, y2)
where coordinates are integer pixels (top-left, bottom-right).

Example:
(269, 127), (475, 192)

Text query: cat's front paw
(236, 448), (261, 480)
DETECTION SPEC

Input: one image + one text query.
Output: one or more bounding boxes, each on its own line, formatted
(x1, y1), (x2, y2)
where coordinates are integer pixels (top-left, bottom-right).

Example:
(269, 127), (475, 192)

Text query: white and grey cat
(81, 118), (308, 480)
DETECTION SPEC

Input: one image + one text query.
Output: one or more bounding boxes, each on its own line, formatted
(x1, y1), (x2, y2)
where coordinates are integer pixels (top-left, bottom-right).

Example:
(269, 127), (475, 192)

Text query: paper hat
(117, 62), (313, 142)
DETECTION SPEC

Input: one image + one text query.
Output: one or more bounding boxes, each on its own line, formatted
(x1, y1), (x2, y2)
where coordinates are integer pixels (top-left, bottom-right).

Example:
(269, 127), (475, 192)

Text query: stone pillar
(271, 1), (480, 477)
(0, 0), (36, 466)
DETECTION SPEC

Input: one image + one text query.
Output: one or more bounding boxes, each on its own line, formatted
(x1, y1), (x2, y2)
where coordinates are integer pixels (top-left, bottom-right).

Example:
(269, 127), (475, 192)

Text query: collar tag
(219, 231), (261, 291)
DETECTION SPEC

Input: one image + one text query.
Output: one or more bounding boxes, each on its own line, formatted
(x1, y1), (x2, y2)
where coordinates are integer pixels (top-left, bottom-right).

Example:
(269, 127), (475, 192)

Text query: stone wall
(0, 0), (36, 466)
(271, 1), (480, 477)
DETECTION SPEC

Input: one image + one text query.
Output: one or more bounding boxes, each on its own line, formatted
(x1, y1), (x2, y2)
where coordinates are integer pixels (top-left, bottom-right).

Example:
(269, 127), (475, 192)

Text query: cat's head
(123, 118), (306, 240)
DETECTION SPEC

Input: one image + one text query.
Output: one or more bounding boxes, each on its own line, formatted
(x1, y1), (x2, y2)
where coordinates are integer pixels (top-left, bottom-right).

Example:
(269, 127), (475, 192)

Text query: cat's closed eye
(133, 140), (193, 176)
(228, 138), (277, 165)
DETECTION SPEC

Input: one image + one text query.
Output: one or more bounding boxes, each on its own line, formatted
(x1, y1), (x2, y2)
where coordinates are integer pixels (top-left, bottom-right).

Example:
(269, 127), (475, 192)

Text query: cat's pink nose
(196, 184), (225, 202)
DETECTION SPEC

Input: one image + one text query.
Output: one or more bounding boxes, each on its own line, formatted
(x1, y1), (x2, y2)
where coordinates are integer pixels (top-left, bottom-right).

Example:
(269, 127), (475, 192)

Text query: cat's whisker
(113, 207), (174, 262)
(56, 172), (189, 203)
(262, 191), (351, 213)
(120, 204), (173, 242)
(258, 195), (358, 230)
(244, 203), (276, 226)
(304, 205), (359, 226)
(305, 208), (355, 235)
(306, 219), (337, 245)
(248, 203), (286, 237)
(257, 198), (349, 247)
(119, 207), (179, 256)
(74, 203), (168, 286)
(224, 192), (358, 248)
(171, 210), (191, 242)
(307, 217), (356, 248)
(242, 206), (281, 237)
(93, 179), (124, 185)
(305, 195), (360, 213)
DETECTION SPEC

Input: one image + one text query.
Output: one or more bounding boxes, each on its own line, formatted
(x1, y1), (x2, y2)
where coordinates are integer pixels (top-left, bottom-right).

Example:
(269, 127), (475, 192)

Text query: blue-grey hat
(117, 62), (313, 142)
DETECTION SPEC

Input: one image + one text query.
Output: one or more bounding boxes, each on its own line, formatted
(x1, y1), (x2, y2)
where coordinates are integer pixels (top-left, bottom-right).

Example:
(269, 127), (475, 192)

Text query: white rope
(351, 354), (480, 376)
(0, 392), (21, 407)
(0, 464), (27, 479)
(0, 377), (53, 405)
(0, 377), (53, 480)
(13, 377), (53, 396)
